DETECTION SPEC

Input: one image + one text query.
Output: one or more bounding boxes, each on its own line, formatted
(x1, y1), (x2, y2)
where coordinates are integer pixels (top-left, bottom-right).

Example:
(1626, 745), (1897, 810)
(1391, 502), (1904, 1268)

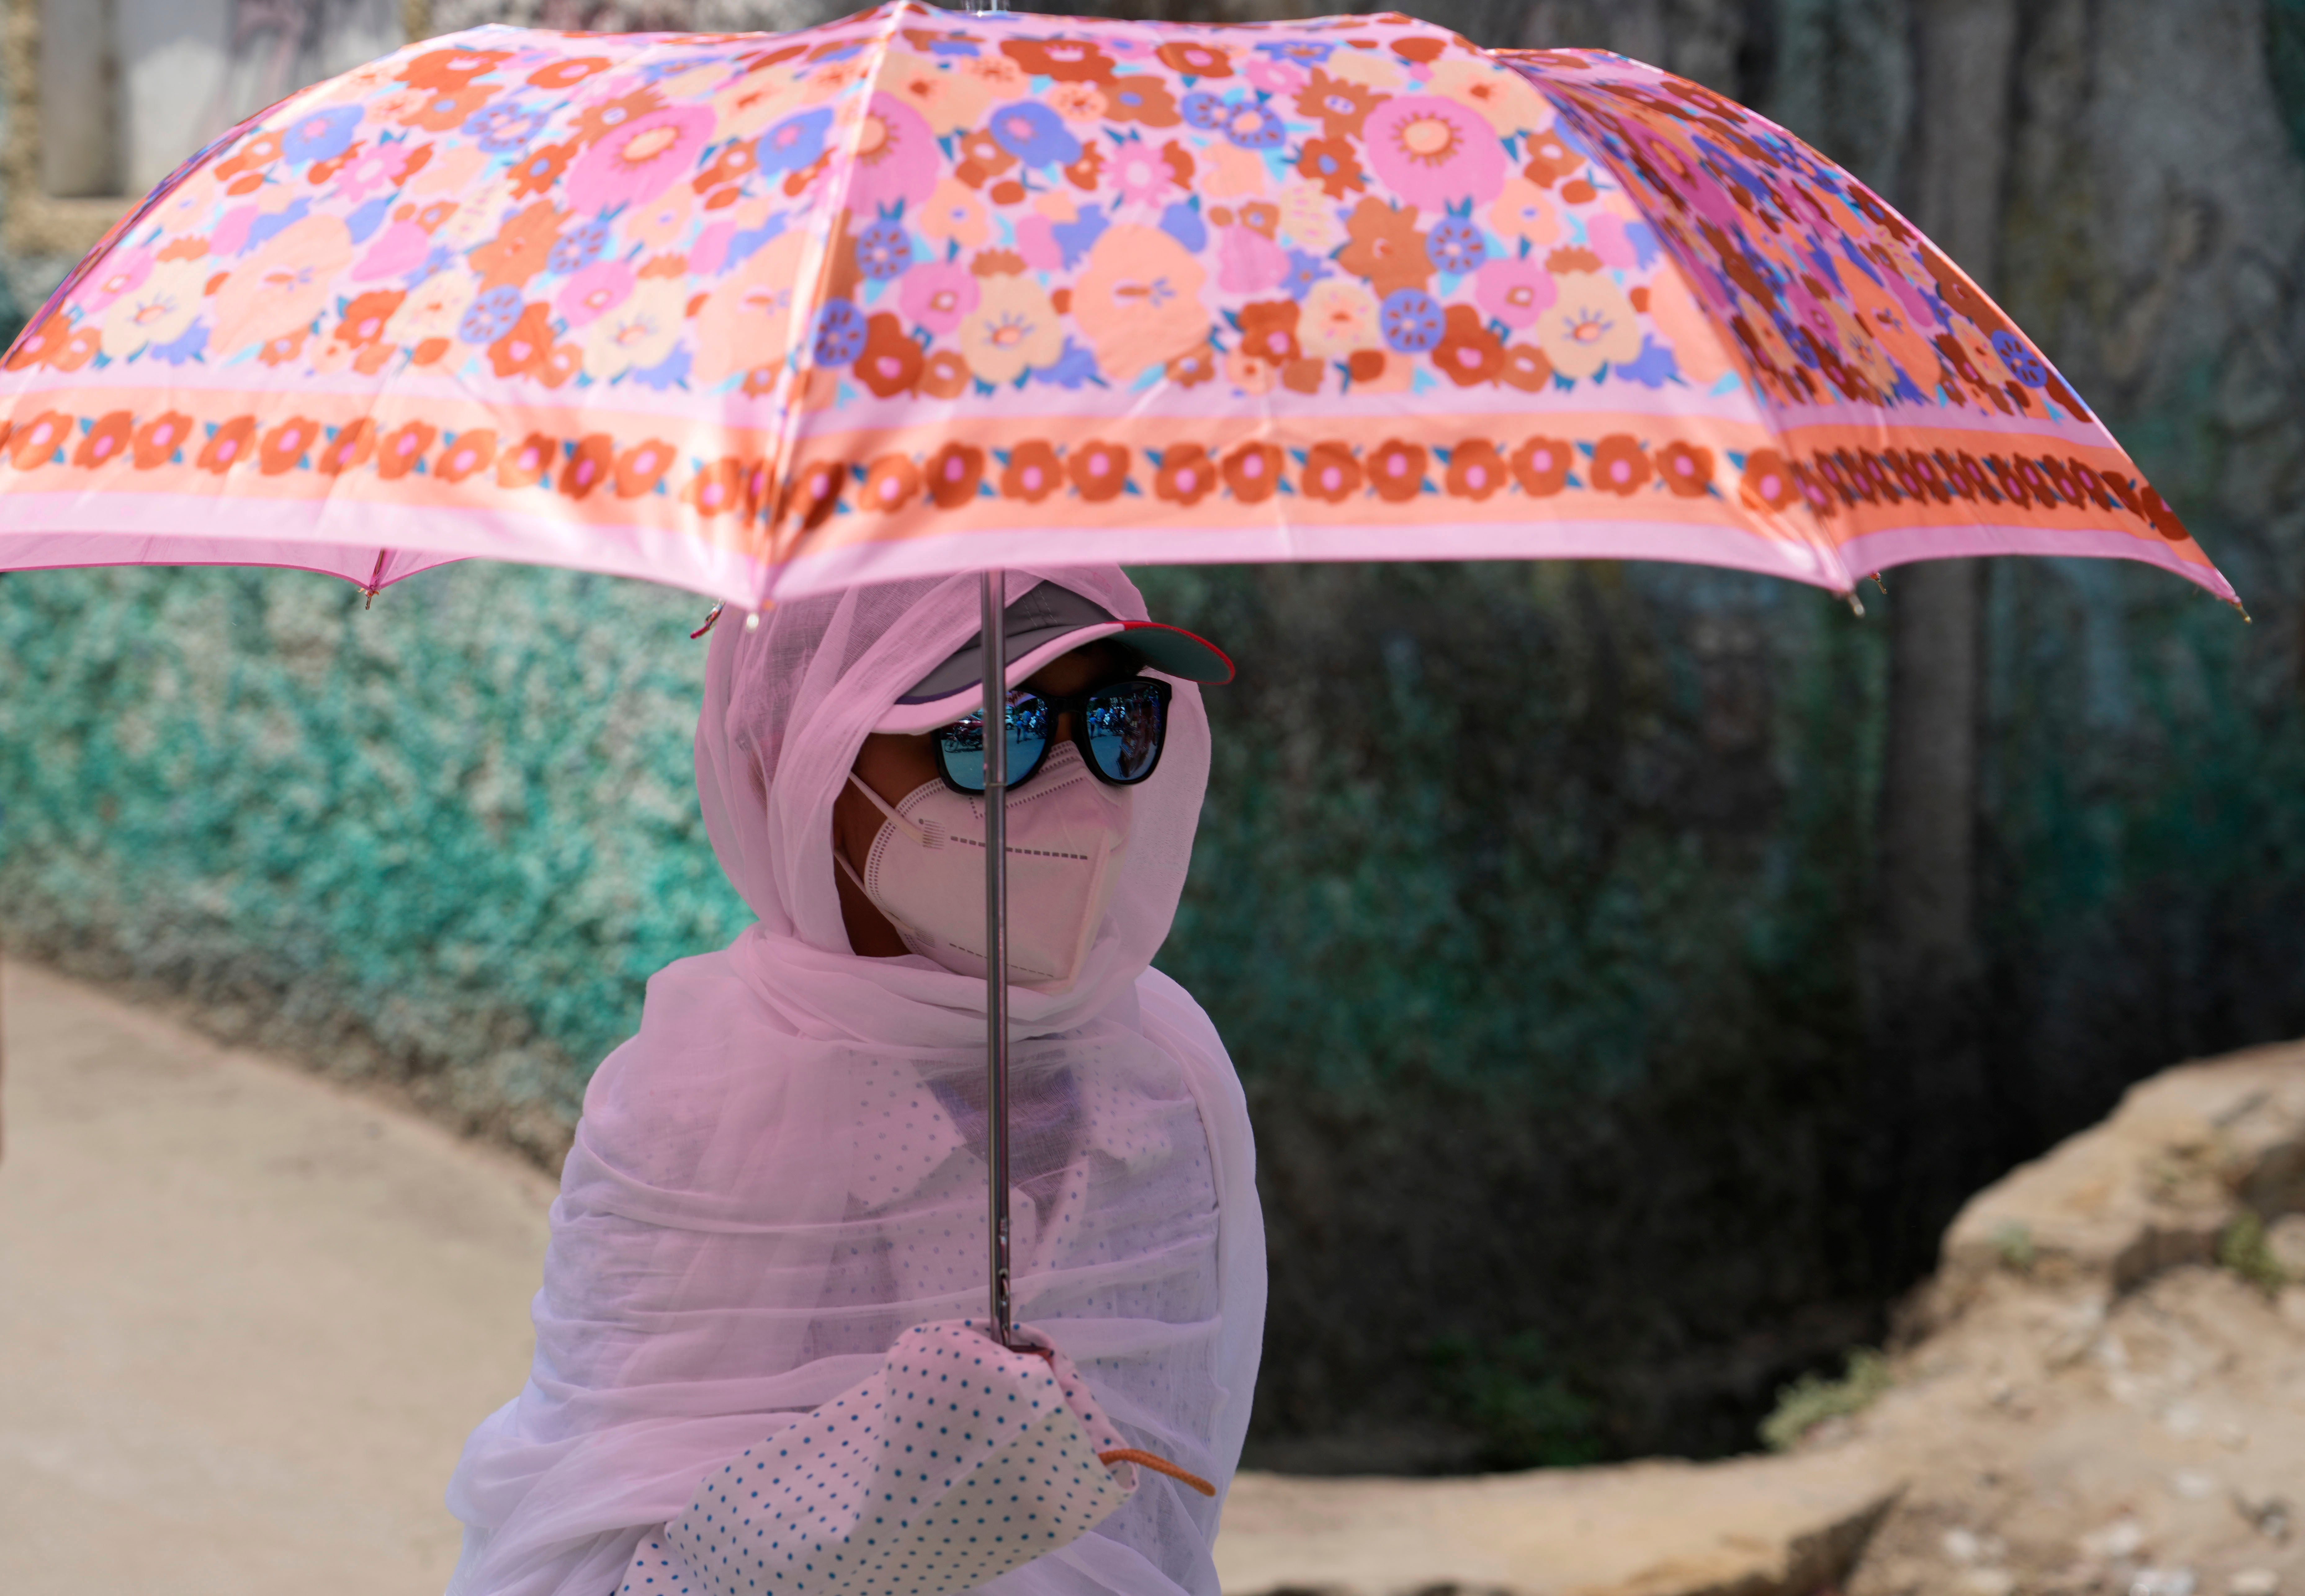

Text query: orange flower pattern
(0, 5), (2220, 604)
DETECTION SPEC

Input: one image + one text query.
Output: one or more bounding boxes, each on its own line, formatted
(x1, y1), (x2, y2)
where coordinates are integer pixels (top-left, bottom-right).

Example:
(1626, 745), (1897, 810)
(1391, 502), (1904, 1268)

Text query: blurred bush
(1758, 1347), (1891, 1453)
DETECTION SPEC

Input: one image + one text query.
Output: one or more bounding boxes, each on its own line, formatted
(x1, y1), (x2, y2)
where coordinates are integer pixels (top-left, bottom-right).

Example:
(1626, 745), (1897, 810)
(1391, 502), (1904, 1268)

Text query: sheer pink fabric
(442, 569), (1264, 1596)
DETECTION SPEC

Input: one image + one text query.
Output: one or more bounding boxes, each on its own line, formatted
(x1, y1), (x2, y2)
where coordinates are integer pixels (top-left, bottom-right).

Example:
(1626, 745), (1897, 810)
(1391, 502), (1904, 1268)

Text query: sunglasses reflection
(938, 678), (1173, 794)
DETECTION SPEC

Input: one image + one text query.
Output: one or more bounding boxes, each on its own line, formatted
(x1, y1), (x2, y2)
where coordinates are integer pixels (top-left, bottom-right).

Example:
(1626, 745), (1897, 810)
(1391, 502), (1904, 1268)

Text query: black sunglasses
(934, 677), (1173, 794)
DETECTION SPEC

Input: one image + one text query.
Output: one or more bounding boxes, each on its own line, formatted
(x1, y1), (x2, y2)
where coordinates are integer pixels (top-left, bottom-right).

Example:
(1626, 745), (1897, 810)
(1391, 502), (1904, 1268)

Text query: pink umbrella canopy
(0, 3), (2233, 608)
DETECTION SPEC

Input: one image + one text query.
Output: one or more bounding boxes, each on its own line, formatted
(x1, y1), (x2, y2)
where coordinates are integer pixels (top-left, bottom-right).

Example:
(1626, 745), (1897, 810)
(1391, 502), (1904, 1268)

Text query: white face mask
(837, 742), (1133, 993)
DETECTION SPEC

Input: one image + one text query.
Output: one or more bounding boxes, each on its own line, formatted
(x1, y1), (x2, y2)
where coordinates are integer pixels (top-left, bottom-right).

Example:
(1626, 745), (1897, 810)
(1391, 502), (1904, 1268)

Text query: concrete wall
(0, 0), (401, 320)
(114, 0), (402, 194)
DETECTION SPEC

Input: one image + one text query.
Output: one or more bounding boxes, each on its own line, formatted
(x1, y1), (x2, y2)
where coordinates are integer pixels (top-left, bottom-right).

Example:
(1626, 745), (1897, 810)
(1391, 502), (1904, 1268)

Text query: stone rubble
(1217, 1045), (2305, 1596)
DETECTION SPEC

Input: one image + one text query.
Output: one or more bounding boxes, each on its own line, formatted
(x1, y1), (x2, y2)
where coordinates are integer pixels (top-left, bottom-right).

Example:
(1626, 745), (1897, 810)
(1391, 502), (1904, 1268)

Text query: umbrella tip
(363, 587), (377, 610)
(1870, 571), (1887, 595)
(1842, 588), (1865, 617)
(690, 602), (725, 640)
(2232, 597), (2253, 624)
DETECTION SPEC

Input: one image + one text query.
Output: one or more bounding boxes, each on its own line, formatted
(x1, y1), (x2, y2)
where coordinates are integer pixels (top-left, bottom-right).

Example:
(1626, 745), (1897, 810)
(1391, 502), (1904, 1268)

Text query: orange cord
(999, 1339), (1216, 1497)
(1098, 1448), (1216, 1497)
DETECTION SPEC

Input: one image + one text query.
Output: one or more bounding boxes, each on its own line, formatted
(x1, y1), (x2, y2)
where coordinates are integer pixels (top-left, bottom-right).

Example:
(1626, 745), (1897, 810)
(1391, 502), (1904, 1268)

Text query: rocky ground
(2, 957), (2300, 1596)
(1218, 1049), (2305, 1596)
(1838, 1050), (2305, 1596)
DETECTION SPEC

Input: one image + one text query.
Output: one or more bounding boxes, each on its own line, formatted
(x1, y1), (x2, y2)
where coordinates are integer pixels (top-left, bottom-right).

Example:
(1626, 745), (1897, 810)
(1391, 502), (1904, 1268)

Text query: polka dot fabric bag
(618, 1321), (1211, 1596)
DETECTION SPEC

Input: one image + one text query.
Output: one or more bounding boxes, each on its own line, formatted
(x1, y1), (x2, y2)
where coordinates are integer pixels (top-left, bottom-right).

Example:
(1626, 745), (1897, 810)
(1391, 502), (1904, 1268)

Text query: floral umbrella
(0, 3), (2231, 609)
(0, 3), (2238, 1346)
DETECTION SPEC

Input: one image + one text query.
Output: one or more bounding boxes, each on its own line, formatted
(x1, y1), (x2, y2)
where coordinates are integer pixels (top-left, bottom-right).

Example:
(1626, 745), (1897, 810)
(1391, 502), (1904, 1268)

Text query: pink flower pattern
(1361, 96), (1507, 210)
(843, 92), (940, 214)
(566, 105), (715, 214)
(0, 3), (2194, 577)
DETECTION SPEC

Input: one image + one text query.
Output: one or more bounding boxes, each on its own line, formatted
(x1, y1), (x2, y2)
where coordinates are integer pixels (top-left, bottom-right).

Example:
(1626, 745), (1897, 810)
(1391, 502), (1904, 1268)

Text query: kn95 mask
(836, 742), (1131, 992)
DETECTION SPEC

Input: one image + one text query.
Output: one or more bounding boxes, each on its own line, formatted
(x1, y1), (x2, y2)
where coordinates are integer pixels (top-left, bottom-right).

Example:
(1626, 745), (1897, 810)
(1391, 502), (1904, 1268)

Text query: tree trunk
(1864, 0), (2019, 1276)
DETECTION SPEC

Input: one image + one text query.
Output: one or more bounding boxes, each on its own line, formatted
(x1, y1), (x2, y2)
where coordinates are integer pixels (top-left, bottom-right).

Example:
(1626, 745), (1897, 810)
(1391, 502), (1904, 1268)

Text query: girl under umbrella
(442, 567), (1261, 1596)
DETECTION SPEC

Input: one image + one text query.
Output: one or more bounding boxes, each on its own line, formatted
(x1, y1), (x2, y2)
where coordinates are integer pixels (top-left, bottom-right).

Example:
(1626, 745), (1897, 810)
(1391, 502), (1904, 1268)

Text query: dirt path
(0, 959), (555, 1595)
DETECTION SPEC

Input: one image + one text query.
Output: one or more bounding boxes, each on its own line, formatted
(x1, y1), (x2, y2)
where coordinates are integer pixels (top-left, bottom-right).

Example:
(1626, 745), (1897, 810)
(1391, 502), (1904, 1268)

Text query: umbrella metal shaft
(968, 0), (1011, 1359)
(964, 0), (1010, 1357)
(981, 568), (1012, 1349)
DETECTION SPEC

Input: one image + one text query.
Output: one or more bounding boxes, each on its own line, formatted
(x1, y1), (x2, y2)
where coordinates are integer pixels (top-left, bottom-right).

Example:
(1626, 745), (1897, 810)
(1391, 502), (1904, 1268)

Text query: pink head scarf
(695, 566), (1214, 1046)
(443, 567), (1265, 1596)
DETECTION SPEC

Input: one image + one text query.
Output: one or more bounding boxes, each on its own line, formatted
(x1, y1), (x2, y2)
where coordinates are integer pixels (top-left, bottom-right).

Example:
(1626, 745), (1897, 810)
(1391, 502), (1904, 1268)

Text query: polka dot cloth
(619, 1321), (1133, 1596)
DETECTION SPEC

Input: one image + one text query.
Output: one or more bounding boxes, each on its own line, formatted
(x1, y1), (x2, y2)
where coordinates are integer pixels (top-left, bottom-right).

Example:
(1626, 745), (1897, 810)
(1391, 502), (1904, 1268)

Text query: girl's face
(831, 639), (1142, 957)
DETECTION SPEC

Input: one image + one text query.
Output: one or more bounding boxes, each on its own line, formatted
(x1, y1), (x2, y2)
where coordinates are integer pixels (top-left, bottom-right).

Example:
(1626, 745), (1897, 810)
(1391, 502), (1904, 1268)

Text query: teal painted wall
(9, 535), (2285, 1464)
(0, 564), (747, 1153)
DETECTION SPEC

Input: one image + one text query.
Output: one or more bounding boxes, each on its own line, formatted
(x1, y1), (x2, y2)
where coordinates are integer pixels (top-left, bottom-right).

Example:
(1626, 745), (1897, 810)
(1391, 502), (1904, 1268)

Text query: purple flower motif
(1159, 200), (1206, 254)
(986, 101), (1080, 168)
(757, 108), (832, 173)
(281, 105), (361, 165)
(624, 344), (693, 390)
(459, 285), (524, 345)
(345, 195), (392, 246)
(466, 102), (549, 154)
(637, 53), (728, 82)
(1612, 335), (1680, 389)
(1181, 91), (1229, 130)
(1282, 248), (1332, 300)
(813, 298), (868, 366)
(549, 217), (610, 275)
(1029, 337), (1103, 388)
(720, 215), (784, 274)
(408, 243), (455, 287)
(1256, 40), (1333, 64)
(1219, 100), (1287, 150)
(240, 198), (312, 256)
(1992, 329), (2048, 387)
(1379, 288), (1445, 353)
(857, 218), (915, 280)
(1426, 216), (1487, 275)
(143, 320), (209, 366)
(1050, 203), (1109, 270)
(923, 37), (980, 56)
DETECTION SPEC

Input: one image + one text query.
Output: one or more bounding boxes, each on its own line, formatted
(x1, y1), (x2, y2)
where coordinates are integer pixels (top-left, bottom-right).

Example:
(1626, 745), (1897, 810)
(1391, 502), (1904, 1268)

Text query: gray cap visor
(873, 592), (1234, 734)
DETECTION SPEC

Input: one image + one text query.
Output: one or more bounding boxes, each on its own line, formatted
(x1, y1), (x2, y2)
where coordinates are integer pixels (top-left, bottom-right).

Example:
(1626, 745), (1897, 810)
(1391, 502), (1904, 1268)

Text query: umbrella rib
(757, 6), (910, 598)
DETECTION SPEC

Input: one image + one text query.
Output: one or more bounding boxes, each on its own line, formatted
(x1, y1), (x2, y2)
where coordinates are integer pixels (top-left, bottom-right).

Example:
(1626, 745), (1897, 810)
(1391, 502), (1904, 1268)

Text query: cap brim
(1118, 620), (1235, 687)
(872, 620), (1235, 735)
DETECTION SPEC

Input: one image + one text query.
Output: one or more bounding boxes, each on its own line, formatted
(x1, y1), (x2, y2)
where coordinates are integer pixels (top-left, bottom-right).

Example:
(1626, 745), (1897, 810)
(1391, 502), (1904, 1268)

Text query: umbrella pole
(969, 0), (1011, 1355)
(981, 568), (1013, 1349)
